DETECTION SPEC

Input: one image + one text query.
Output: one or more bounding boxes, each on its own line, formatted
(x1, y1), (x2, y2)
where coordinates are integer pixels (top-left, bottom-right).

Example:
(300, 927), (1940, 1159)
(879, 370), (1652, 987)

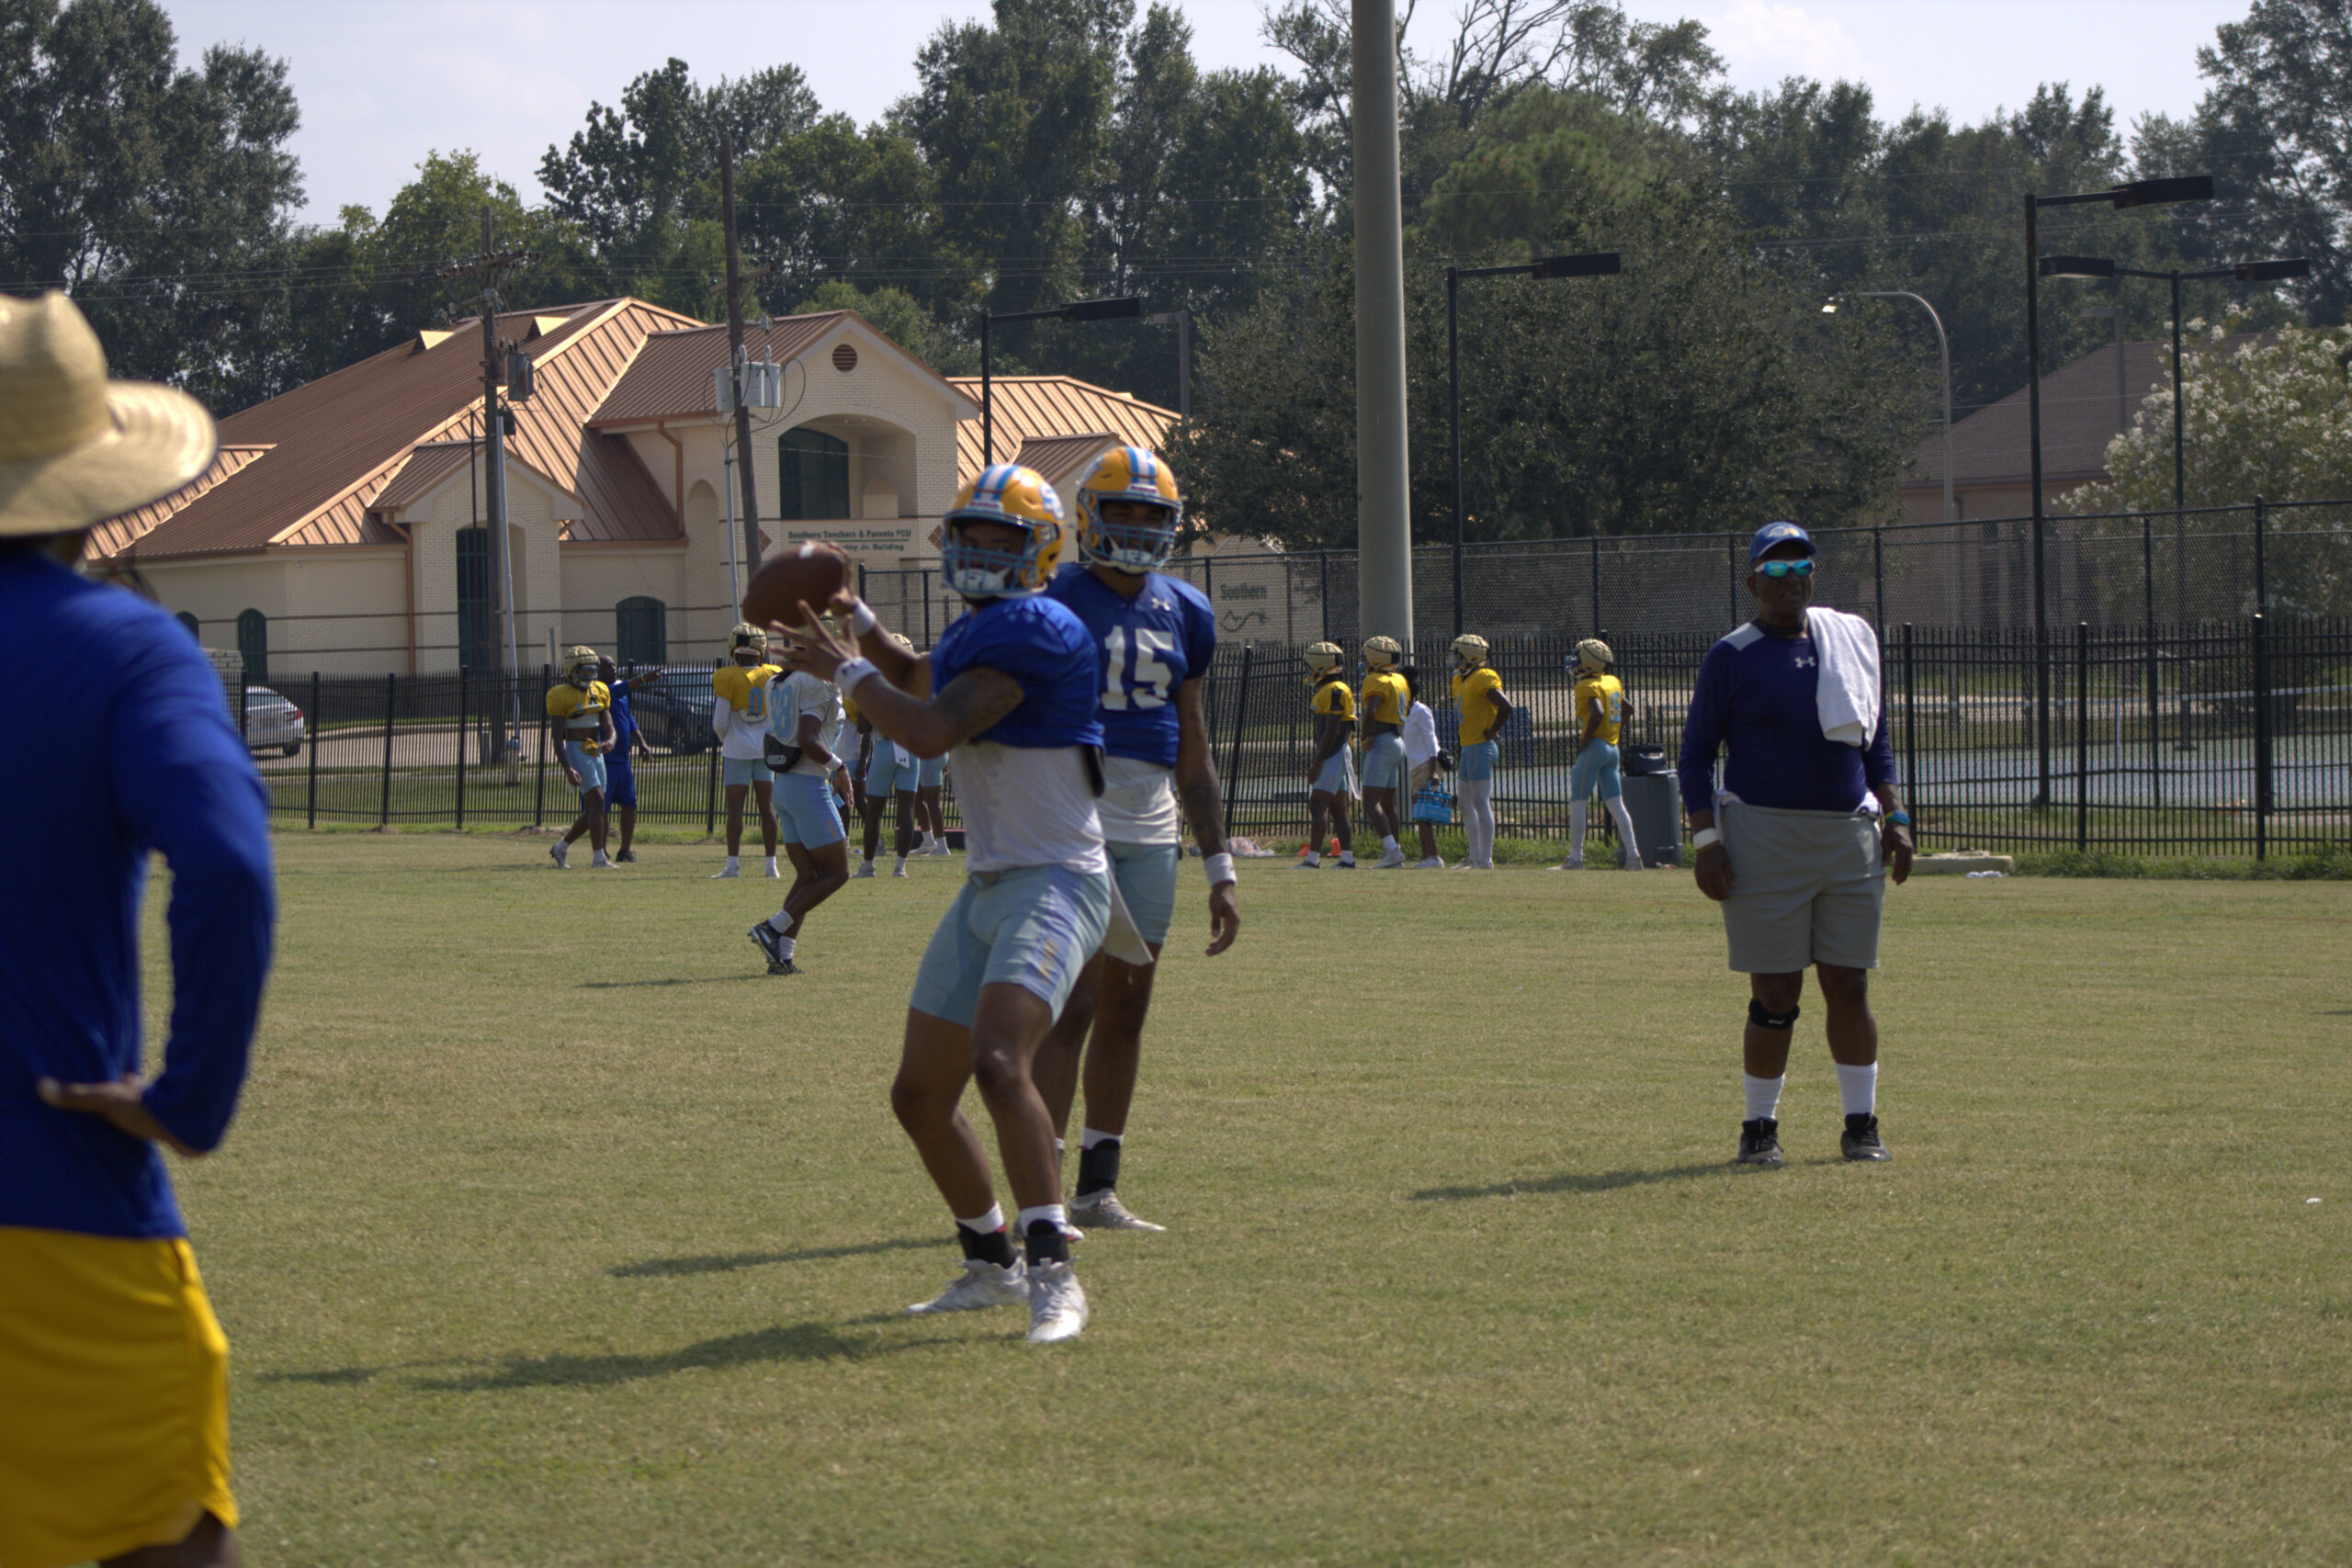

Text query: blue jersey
(0, 554), (276, 1239)
(930, 594), (1105, 751)
(607, 679), (641, 761)
(1046, 565), (1216, 769)
(1679, 619), (1894, 813)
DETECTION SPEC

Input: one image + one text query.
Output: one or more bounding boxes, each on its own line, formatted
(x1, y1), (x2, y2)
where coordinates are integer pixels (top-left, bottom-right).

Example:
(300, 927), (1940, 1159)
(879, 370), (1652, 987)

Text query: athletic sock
(1339, 852), (1356, 866)
(1836, 1062), (1878, 1117)
(956, 1206), (1015, 1268)
(774, 935), (795, 962)
(724, 854), (740, 872)
(1381, 834), (1399, 854)
(1303, 851), (1321, 865)
(1607, 795), (1642, 864)
(1568, 800), (1588, 861)
(895, 855), (908, 872)
(1075, 1133), (1122, 1198)
(1744, 1073), (1784, 1122)
(764, 856), (778, 875)
(1018, 1207), (1070, 1266)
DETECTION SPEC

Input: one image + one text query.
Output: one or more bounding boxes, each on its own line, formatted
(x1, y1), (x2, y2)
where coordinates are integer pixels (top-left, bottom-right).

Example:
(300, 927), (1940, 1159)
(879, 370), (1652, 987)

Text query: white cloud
(1702, 0), (1871, 85)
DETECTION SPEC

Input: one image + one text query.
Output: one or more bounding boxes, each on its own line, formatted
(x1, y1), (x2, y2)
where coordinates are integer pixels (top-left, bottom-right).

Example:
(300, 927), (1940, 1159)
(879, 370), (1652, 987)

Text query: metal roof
(946, 377), (1176, 486)
(367, 439), (584, 517)
(588, 313), (844, 426)
(90, 445), (271, 558)
(1013, 432), (1120, 485)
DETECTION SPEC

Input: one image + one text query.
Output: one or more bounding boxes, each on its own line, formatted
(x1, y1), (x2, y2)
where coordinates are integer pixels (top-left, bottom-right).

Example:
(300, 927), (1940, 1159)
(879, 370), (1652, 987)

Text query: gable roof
(1014, 431), (1121, 485)
(366, 439), (583, 518)
(587, 310), (985, 428)
(946, 377), (1177, 485)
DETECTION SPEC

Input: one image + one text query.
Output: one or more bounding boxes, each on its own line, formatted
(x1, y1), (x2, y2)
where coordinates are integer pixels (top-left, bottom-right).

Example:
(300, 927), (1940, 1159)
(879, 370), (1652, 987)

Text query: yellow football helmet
(1574, 637), (1613, 675)
(1303, 641), (1344, 680)
(563, 645), (600, 685)
(729, 623), (769, 663)
(942, 463), (1068, 598)
(1451, 634), (1488, 669)
(1364, 635), (1403, 670)
(1077, 446), (1183, 573)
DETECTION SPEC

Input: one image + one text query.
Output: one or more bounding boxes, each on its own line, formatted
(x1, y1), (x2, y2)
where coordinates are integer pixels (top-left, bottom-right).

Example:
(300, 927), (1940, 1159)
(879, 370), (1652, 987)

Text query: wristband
(1885, 811), (1912, 828)
(832, 657), (878, 695)
(846, 596), (877, 636)
(1203, 852), (1236, 887)
(1691, 827), (1722, 851)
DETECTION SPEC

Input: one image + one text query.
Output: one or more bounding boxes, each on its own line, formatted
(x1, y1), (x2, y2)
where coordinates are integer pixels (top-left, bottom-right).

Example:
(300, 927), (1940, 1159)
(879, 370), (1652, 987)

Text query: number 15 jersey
(1047, 564), (1216, 843)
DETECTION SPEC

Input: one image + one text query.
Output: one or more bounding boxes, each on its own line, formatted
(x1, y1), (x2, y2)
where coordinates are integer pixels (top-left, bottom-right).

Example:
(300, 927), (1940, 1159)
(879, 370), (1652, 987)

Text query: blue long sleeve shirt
(1678, 619), (1895, 814)
(0, 553), (276, 1239)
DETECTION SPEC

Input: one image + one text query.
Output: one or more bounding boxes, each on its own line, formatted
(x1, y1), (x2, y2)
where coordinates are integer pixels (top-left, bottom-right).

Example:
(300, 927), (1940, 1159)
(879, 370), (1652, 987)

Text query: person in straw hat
(0, 293), (273, 1568)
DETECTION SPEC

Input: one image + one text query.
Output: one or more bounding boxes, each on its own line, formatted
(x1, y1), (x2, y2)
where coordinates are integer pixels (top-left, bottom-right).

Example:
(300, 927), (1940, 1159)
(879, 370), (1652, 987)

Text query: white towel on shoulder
(1806, 606), (1880, 748)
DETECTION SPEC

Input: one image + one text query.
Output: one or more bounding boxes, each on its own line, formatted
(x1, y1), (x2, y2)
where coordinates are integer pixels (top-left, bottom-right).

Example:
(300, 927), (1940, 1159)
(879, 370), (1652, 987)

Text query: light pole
(979, 295), (1145, 465)
(1825, 290), (1952, 523)
(1447, 251), (1621, 637)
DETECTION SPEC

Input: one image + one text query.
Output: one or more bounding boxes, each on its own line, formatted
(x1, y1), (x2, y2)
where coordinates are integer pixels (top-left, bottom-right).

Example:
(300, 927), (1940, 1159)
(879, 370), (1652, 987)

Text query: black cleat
(614, 848), (636, 863)
(1840, 1113), (1891, 1161)
(1736, 1118), (1784, 1167)
(766, 957), (801, 976)
(748, 921), (786, 970)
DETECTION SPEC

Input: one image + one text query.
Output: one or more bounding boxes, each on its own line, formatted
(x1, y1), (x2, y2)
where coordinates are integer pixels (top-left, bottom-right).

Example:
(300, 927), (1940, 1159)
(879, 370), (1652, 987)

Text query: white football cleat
(709, 863), (740, 879)
(548, 841), (568, 869)
(930, 840), (954, 857)
(1374, 846), (1407, 869)
(1025, 1259), (1089, 1343)
(1068, 1190), (1164, 1233)
(905, 1258), (1026, 1316)
(850, 863), (876, 880)
(1413, 855), (1445, 869)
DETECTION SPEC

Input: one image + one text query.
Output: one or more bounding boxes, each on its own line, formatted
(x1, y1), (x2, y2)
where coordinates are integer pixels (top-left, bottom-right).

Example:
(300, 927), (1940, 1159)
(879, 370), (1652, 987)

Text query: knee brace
(1748, 998), (1801, 1031)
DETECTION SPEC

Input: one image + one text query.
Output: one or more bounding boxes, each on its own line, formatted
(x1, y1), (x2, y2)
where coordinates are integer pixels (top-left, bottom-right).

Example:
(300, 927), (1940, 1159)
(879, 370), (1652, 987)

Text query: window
(235, 609), (268, 682)
(777, 426), (850, 521)
(175, 611), (199, 639)
(456, 526), (492, 673)
(616, 596), (667, 665)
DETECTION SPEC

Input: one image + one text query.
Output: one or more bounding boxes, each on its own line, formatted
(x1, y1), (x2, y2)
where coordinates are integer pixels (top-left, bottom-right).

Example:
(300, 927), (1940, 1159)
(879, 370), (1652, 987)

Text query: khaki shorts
(1408, 759), (1438, 795)
(1719, 801), (1886, 973)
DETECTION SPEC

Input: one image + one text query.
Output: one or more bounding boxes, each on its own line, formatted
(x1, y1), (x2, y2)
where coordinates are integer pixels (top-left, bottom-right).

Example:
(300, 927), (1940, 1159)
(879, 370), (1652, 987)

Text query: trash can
(1620, 771), (1683, 868)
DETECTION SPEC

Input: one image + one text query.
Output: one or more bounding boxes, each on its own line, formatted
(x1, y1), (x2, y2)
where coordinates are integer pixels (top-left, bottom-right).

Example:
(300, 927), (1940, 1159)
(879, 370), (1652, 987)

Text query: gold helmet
(729, 623), (769, 663)
(1076, 446), (1183, 573)
(1573, 637), (1612, 675)
(563, 645), (600, 685)
(1451, 633), (1488, 667)
(1363, 635), (1403, 670)
(941, 463), (1069, 597)
(1303, 641), (1344, 679)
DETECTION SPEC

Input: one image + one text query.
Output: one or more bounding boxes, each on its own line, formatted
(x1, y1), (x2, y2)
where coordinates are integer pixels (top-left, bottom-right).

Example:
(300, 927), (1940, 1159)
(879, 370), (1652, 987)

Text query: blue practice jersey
(0, 554), (276, 1239)
(607, 679), (641, 760)
(1046, 565), (1216, 769)
(1679, 619), (1894, 813)
(930, 593), (1106, 751)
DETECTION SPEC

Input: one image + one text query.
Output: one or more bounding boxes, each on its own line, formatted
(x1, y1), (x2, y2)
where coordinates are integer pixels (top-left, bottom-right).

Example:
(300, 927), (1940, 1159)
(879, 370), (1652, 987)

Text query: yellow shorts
(0, 1227), (236, 1568)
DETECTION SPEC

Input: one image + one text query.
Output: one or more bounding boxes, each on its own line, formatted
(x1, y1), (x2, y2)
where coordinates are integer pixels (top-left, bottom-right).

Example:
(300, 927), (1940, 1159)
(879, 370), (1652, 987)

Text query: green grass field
(150, 835), (2348, 1566)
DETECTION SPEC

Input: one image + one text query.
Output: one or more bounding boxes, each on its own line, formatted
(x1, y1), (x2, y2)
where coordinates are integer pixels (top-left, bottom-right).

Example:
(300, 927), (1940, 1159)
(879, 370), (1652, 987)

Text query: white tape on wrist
(846, 597), (877, 635)
(1204, 852), (1236, 886)
(833, 657), (878, 695)
(1691, 827), (1722, 851)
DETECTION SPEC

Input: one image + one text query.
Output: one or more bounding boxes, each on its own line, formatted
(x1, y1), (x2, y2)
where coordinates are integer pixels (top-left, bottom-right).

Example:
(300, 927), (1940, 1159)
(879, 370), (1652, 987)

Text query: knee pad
(1748, 998), (1801, 1031)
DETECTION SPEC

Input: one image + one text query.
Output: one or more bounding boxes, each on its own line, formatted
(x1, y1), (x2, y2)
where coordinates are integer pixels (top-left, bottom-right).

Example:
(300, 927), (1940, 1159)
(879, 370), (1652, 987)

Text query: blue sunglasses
(1757, 558), (1817, 579)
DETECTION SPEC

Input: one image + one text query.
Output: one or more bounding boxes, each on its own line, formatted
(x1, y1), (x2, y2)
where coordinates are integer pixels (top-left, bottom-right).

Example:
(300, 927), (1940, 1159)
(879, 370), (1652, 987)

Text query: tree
(792, 279), (978, 376)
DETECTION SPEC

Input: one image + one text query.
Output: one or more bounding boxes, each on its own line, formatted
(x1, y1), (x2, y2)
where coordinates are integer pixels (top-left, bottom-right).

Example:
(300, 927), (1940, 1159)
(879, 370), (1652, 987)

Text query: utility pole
(720, 131), (762, 579)
(1352, 0), (1413, 649)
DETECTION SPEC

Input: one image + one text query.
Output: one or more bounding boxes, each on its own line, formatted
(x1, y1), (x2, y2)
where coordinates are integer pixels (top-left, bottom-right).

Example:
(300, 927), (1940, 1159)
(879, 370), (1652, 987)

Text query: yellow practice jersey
(1574, 672), (1626, 744)
(713, 662), (783, 720)
(545, 680), (610, 739)
(1452, 665), (1504, 745)
(841, 691), (861, 728)
(1310, 676), (1356, 725)
(1360, 670), (1408, 728)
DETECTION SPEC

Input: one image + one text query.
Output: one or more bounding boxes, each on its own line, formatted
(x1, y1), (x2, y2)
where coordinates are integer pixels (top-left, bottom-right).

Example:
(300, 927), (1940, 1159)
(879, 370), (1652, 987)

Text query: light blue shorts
(1363, 733), (1406, 790)
(910, 863), (1113, 1026)
(1457, 740), (1496, 782)
(774, 771), (845, 848)
(564, 741), (606, 795)
(919, 755), (944, 788)
(1570, 739), (1623, 802)
(864, 744), (918, 795)
(1107, 840), (1181, 949)
(723, 756), (771, 789)
(1310, 748), (1355, 796)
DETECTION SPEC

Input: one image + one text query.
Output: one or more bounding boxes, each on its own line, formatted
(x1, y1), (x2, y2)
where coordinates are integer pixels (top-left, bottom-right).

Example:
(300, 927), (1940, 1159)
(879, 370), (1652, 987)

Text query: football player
(1358, 635), (1411, 868)
(1449, 635), (1512, 871)
(774, 464), (1118, 1344)
(915, 753), (952, 856)
(710, 624), (781, 878)
(597, 656), (654, 863)
(1031, 447), (1240, 1234)
(854, 633), (922, 879)
(545, 645), (615, 869)
(1558, 637), (1644, 871)
(1300, 642), (1356, 869)
(750, 630), (853, 974)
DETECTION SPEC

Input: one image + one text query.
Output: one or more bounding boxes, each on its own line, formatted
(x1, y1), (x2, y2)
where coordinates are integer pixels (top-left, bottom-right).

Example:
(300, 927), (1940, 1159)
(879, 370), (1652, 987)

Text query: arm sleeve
(114, 632), (276, 1154)
(1865, 686), (1896, 787)
(1678, 643), (1733, 811)
(710, 695), (731, 741)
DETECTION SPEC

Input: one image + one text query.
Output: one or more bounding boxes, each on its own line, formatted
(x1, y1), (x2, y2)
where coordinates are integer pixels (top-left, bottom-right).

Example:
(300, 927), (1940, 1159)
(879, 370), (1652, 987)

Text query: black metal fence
(243, 618), (2352, 860)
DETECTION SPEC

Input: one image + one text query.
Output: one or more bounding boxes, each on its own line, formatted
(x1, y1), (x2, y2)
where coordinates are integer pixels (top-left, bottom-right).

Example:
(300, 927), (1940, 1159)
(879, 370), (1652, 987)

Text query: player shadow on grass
(576, 975), (768, 988)
(1408, 1163), (1728, 1201)
(411, 1320), (944, 1391)
(610, 1237), (936, 1277)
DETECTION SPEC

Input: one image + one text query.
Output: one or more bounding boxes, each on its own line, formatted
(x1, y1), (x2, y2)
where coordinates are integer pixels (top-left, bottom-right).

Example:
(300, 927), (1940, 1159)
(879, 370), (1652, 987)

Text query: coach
(1679, 522), (1912, 1168)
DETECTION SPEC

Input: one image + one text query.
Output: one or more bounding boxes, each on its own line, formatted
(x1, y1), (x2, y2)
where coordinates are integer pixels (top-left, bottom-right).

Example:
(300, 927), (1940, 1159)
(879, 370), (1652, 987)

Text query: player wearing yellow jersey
(1556, 637), (1645, 870)
(1299, 642), (1356, 869)
(1358, 635), (1412, 868)
(710, 624), (783, 877)
(544, 646), (616, 868)
(1448, 635), (1513, 870)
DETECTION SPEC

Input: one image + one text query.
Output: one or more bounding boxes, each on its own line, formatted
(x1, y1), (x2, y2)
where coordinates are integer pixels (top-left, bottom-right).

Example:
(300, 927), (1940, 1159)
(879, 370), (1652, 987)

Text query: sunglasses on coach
(1756, 558), (1816, 579)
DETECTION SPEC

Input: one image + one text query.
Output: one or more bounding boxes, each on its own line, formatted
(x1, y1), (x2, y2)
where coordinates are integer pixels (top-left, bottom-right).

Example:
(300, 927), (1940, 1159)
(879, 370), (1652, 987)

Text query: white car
(243, 686), (306, 756)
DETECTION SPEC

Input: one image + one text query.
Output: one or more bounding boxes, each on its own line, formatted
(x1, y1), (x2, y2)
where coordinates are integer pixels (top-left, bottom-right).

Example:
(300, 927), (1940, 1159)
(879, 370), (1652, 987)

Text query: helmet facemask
(941, 516), (1050, 599)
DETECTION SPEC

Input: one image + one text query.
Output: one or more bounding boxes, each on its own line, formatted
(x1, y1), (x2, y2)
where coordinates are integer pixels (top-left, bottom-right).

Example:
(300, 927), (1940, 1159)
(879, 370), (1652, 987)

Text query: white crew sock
(1744, 1074), (1784, 1122)
(1080, 1127), (1120, 1150)
(1606, 795), (1642, 865)
(774, 935), (796, 961)
(724, 854), (740, 872)
(1381, 834), (1399, 853)
(764, 855), (778, 875)
(895, 854), (908, 872)
(1015, 1202), (1068, 1235)
(1837, 1062), (1878, 1117)
(1339, 850), (1356, 865)
(1303, 850), (1321, 865)
(956, 1203), (1006, 1235)
(1567, 800), (1588, 861)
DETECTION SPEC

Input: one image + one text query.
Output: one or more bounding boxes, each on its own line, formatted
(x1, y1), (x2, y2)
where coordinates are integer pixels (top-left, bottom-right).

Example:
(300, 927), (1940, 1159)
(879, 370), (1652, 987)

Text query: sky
(159, 0), (2252, 227)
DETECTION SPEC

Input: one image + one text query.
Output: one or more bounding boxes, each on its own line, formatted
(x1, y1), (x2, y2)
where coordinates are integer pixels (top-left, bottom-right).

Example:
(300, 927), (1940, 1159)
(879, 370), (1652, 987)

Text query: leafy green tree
(792, 279), (978, 375)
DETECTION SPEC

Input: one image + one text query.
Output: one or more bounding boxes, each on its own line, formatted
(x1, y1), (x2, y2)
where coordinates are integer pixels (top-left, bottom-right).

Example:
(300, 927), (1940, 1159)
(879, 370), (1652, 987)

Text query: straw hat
(0, 292), (217, 538)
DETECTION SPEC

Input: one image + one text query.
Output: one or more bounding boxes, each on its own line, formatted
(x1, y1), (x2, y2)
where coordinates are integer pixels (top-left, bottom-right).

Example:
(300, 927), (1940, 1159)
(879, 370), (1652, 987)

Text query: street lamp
(2024, 174), (2213, 803)
(1447, 251), (1621, 637)
(979, 295), (1146, 464)
(1825, 291), (1953, 523)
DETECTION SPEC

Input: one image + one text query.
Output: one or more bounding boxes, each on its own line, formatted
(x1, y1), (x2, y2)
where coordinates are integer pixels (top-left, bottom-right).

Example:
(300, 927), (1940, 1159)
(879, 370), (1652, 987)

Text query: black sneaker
(1840, 1113), (1891, 1162)
(1736, 1118), (1783, 1167)
(615, 848), (636, 863)
(747, 921), (786, 969)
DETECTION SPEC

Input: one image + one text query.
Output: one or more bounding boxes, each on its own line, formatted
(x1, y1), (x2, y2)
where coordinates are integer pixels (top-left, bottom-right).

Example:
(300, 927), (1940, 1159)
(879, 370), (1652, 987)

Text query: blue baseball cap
(1748, 521), (1815, 563)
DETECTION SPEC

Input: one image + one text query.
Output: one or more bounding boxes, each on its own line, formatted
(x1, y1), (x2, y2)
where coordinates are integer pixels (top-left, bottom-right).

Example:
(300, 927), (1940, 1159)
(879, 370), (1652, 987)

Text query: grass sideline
(154, 836), (2347, 1566)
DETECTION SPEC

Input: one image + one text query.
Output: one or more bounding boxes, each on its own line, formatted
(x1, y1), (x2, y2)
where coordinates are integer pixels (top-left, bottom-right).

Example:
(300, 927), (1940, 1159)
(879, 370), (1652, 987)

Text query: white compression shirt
(1093, 755), (1182, 846)
(772, 672), (846, 776)
(950, 740), (1109, 875)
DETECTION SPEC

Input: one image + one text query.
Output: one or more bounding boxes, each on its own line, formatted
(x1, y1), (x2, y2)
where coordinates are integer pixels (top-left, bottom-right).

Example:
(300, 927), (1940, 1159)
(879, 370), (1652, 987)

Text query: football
(741, 540), (852, 632)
